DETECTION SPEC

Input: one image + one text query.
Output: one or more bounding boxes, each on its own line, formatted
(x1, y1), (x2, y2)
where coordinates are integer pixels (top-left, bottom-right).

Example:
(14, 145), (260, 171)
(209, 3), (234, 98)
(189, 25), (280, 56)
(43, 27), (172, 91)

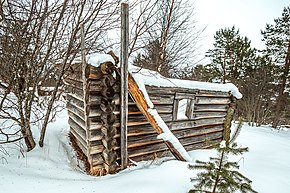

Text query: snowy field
(1, 109), (290, 193)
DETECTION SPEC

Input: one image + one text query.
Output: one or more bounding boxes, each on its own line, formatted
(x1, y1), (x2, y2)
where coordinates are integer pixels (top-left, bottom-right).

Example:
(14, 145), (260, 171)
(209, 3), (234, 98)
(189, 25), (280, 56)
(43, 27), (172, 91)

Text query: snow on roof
(129, 65), (243, 99)
(82, 53), (242, 99)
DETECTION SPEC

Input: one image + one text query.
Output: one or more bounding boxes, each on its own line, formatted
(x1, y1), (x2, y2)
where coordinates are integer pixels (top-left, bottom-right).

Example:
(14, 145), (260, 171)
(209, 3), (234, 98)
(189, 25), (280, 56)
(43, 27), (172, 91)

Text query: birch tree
(0, 0), (120, 151)
(131, 0), (202, 78)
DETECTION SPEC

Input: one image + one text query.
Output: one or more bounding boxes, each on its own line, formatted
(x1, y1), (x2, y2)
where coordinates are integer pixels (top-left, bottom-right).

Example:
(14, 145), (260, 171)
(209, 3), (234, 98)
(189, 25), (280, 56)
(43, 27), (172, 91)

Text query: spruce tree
(188, 122), (257, 193)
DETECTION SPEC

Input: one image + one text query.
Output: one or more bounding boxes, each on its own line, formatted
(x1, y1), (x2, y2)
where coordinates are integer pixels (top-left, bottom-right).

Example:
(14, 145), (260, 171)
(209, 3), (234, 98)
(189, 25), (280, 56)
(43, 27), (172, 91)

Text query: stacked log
(64, 62), (119, 176)
(99, 62), (118, 174)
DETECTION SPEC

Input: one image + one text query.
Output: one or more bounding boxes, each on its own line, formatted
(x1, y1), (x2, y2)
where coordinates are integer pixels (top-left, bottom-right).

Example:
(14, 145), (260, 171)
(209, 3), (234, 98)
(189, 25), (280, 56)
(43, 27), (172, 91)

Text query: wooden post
(223, 95), (237, 146)
(81, 24), (93, 170)
(185, 99), (195, 119)
(172, 98), (179, 121)
(120, 3), (129, 169)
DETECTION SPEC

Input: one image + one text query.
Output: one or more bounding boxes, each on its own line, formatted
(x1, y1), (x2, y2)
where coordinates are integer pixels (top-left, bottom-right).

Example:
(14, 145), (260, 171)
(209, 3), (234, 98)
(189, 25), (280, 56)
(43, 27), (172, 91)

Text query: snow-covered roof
(84, 53), (242, 99)
(130, 66), (242, 99)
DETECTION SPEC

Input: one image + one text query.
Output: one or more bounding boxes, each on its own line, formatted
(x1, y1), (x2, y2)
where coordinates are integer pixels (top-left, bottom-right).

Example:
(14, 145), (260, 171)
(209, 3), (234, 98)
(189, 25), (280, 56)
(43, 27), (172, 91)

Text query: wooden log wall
(64, 63), (236, 175)
(121, 86), (231, 162)
(64, 63), (119, 175)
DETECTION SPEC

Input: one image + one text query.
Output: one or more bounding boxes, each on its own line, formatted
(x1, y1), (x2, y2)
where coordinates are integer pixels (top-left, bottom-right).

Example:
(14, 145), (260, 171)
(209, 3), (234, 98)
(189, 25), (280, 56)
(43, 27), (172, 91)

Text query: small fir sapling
(188, 120), (258, 193)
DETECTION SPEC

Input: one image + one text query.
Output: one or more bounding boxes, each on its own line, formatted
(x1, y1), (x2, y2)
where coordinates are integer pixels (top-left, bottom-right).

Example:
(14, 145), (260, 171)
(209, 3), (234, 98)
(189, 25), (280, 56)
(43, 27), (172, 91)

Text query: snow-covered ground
(1, 109), (290, 193)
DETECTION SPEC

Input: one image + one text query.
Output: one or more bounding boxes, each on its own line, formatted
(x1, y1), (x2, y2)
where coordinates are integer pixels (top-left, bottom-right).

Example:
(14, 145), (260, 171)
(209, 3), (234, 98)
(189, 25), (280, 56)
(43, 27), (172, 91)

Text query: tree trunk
(21, 120), (36, 151)
(212, 150), (225, 193)
(39, 77), (62, 147)
(272, 41), (290, 128)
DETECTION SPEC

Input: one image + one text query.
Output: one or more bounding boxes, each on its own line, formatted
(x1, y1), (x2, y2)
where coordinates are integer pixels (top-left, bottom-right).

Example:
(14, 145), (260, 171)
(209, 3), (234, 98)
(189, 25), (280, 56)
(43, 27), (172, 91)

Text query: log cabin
(63, 53), (242, 176)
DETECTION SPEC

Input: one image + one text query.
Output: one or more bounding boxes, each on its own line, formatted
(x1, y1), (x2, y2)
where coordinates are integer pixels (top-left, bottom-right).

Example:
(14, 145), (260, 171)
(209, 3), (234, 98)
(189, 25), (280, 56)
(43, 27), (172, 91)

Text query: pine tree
(261, 6), (290, 128)
(206, 26), (256, 84)
(198, 25), (280, 125)
(188, 122), (257, 193)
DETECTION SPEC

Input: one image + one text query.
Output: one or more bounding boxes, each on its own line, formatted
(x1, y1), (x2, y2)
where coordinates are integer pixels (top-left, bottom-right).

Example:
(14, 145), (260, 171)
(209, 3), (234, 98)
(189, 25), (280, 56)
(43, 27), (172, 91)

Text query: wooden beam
(120, 2), (129, 169)
(128, 73), (189, 161)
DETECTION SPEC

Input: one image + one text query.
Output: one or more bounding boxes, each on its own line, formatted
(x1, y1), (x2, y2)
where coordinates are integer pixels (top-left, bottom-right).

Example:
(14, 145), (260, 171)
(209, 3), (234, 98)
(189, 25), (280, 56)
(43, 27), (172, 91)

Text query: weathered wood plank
(90, 145), (105, 155)
(128, 132), (222, 159)
(186, 99), (195, 119)
(125, 120), (224, 137)
(89, 116), (101, 123)
(127, 127), (224, 148)
(91, 153), (105, 166)
(198, 90), (229, 96)
(69, 119), (86, 145)
(89, 128), (104, 142)
(130, 124), (223, 141)
(66, 89), (83, 99)
(68, 111), (86, 128)
(89, 120), (103, 130)
(194, 104), (229, 111)
(67, 103), (85, 120)
(90, 140), (103, 150)
(146, 86), (229, 98)
(89, 107), (102, 117)
(148, 94), (175, 104)
(169, 117), (225, 130)
(128, 139), (222, 162)
(70, 129), (87, 155)
(175, 93), (196, 100)
(195, 97), (231, 105)
(128, 150), (171, 162)
(89, 95), (102, 105)
(193, 108), (228, 112)
(183, 138), (221, 151)
(128, 73), (188, 161)
(192, 111), (227, 118)
(128, 143), (168, 158)
(172, 99), (179, 121)
(179, 131), (223, 146)
(127, 104), (173, 114)
(66, 98), (84, 112)
(119, 116), (225, 130)
(114, 112), (173, 127)
(67, 93), (84, 106)
(127, 113), (173, 123)
(146, 86), (198, 95)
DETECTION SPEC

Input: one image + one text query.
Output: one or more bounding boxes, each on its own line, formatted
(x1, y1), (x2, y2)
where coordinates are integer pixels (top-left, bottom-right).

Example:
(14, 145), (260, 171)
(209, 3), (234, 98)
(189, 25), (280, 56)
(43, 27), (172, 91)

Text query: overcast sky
(193, 0), (289, 61)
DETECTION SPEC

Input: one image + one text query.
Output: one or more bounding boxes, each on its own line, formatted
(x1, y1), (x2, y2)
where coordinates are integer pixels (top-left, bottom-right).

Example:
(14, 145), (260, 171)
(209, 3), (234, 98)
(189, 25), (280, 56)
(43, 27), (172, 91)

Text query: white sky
(194, 0), (289, 61)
